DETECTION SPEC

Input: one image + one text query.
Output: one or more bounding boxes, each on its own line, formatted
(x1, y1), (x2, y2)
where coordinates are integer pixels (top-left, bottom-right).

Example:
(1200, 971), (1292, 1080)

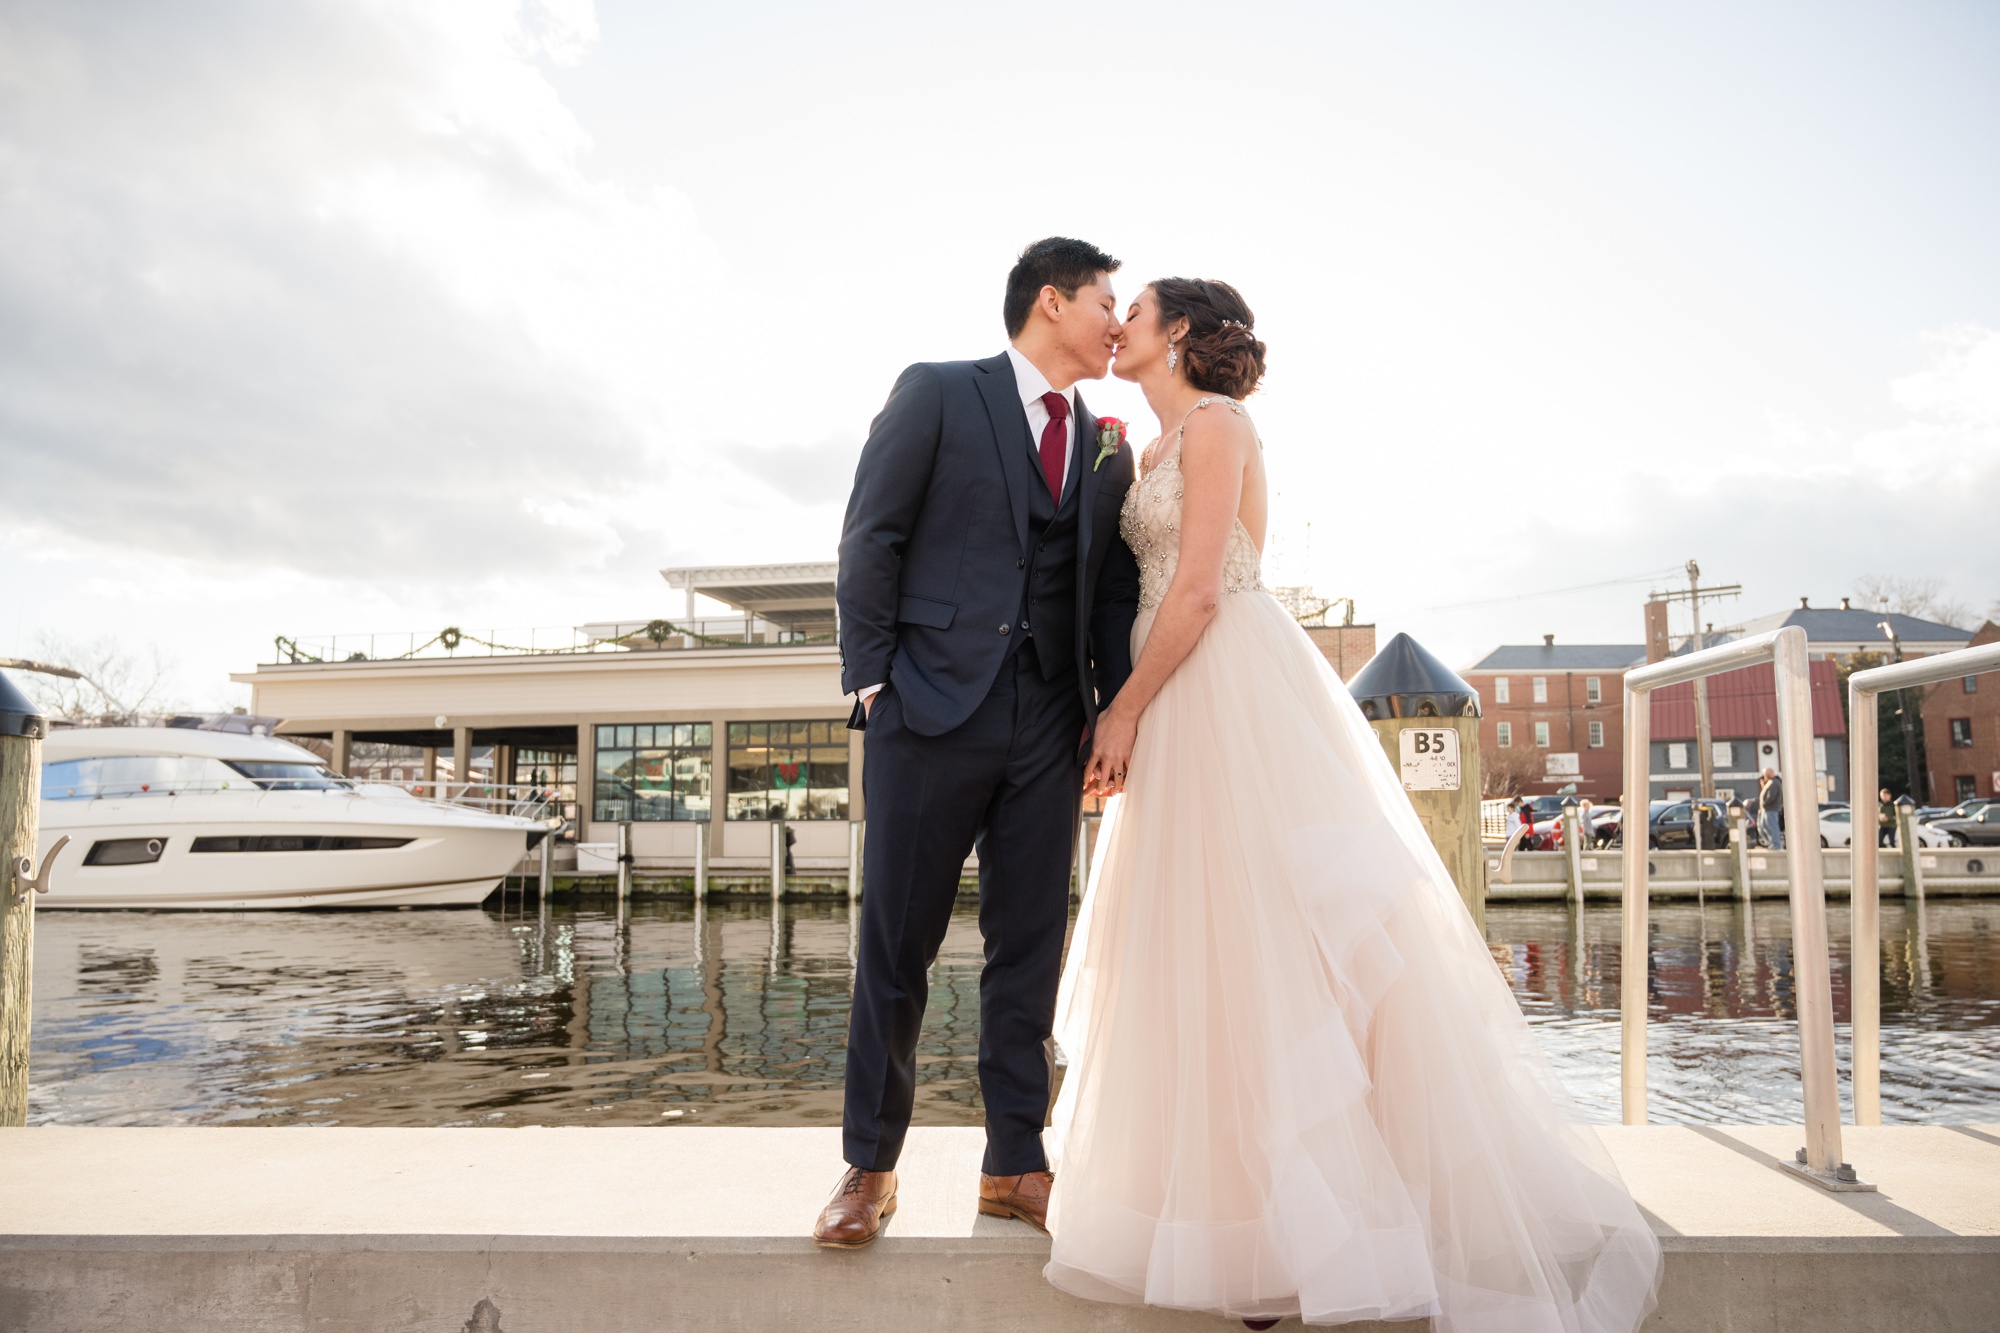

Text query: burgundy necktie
(1038, 391), (1069, 503)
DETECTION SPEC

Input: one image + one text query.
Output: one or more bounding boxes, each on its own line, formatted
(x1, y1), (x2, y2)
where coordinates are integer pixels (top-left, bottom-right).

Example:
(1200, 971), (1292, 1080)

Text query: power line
(1420, 568), (1684, 614)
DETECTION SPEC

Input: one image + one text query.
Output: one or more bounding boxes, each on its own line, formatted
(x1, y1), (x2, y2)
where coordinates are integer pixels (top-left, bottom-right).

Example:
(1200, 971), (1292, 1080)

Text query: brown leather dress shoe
(813, 1166), (897, 1249)
(977, 1169), (1054, 1234)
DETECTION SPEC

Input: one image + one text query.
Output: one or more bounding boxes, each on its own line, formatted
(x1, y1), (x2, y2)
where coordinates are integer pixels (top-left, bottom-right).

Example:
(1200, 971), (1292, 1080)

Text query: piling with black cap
(1347, 633), (1487, 928)
(0, 670), (49, 1125)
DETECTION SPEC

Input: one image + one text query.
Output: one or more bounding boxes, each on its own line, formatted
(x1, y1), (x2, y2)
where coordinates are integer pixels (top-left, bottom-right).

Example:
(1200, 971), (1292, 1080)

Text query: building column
(577, 720), (598, 835)
(422, 746), (438, 794)
(330, 729), (351, 777)
(708, 718), (729, 858)
(453, 725), (473, 792)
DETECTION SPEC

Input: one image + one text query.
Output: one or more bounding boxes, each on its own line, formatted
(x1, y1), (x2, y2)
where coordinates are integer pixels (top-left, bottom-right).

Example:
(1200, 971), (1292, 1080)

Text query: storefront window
(727, 720), (849, 820)
(593, 723), (712, 821)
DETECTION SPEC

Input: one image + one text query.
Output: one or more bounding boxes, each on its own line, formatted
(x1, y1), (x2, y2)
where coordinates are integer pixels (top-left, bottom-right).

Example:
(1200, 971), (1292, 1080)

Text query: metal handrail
(1621, 627), (1855, 1188)
(1846, 638), (2000, 1125)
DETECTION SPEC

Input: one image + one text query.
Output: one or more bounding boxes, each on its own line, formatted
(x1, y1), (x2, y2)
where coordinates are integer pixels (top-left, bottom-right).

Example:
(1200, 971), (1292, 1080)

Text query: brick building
(1462, 638), (1641, 800)
(1920, 620), (2000, 805)
(1304, 624), (1377, 683)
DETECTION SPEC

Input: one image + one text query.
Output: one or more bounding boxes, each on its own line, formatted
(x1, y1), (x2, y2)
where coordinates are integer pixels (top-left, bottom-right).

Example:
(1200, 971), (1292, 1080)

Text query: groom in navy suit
(815, 238), (1141, 1247)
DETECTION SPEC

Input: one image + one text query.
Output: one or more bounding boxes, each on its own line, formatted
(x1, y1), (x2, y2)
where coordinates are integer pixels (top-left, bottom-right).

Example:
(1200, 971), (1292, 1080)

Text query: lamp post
(1879, 622), (1922, 803)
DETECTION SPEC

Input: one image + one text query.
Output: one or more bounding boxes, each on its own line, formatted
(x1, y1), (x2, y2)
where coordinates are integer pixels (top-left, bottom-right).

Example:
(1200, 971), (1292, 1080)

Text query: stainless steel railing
(1846, 637), (2000, 1125)
(1620, 627), (1859, 1189)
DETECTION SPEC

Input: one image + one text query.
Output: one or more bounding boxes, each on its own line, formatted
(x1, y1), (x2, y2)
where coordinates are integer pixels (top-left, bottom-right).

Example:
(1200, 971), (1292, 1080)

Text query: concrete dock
(0, 1124), (1994, 1331)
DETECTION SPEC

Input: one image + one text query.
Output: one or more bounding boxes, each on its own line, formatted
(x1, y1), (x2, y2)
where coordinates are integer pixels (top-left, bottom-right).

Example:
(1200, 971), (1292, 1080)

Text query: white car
(1818, 805), (1951, 849)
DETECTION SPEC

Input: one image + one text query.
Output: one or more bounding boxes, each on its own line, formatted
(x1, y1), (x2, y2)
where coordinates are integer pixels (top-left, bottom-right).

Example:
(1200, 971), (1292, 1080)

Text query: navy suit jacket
(837, 352), (1141, 738)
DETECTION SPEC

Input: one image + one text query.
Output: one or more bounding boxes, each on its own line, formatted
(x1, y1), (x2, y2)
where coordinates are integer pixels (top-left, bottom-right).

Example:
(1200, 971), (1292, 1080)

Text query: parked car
(1649, 798), (1731, 850)
(1922, 798), (1997, 825)
(1818, 804), (1952, 849)
(1928, 804), (2000, 846)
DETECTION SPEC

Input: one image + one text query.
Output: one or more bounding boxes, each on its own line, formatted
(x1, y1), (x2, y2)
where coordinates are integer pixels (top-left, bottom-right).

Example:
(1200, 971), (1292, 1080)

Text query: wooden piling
(1, 675), (47, 1126)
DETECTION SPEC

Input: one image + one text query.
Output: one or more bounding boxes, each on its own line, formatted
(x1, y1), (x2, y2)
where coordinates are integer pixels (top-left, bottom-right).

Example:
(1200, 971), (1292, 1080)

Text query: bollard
(1728, 801), (1752, 903)
(1560, 797), (1584, 908)
(0, 671), (51, 1126)
(1896, 796), (1923, 903)
(694, 821), (710, 904)
(615, 821), (632, 901)
(1347, 634), (1486, 930)
(770, 820), (786, 904)
(846, 820), (861, 905)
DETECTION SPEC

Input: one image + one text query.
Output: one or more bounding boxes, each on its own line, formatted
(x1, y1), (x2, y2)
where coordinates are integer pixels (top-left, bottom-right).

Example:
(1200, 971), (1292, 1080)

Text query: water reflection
(1487, 898), (2000, 1123)
(27, 896), (2000, 1127)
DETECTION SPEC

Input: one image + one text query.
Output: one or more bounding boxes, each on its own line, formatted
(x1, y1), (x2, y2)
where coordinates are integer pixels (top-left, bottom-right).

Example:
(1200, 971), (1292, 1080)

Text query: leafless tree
(1482, 743), (1544, 799)
(12, 632), (179, 725)
(1849, 574), (1974, 630)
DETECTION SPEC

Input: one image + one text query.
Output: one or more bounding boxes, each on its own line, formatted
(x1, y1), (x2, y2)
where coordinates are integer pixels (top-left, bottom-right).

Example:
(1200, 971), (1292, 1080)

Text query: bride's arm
(1085, 409), (1255, 795)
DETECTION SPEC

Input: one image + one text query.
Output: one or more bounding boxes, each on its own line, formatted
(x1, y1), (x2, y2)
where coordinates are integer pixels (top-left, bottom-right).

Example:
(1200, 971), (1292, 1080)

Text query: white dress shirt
(1005, 344), (1078, 492)
(858, 347), (1079, 705)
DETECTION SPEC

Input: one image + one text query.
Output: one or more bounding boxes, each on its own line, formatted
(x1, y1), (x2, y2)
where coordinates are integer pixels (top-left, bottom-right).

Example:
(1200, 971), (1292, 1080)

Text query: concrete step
(0, 1124), (1994, 1332)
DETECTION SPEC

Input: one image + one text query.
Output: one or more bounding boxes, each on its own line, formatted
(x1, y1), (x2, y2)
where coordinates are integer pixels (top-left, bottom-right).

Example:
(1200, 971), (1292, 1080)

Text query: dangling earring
(1165, 341), (1178, 374)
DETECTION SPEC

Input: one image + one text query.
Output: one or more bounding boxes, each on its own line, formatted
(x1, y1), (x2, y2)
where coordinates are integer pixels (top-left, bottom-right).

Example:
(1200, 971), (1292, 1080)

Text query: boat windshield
(43, 755), (246, 799)
(40, 755), (352, 799)
(222, 761), (350, 791)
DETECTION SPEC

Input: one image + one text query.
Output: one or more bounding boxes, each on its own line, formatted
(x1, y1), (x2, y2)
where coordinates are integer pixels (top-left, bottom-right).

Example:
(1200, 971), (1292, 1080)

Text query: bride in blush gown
(1044, 278), (1661, 1332)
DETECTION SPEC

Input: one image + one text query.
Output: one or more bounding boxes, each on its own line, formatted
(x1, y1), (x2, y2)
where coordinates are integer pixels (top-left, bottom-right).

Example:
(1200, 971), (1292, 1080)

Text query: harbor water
(25, 896), (2000, 1127)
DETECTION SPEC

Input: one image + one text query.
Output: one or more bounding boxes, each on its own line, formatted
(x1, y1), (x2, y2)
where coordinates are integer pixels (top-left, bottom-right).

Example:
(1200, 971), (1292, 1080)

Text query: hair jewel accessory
(1222, 319), (1251, 330)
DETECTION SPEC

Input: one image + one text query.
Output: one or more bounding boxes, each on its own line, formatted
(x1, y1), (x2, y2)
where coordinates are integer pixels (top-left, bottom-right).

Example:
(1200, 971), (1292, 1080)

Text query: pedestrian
(1758, 768), (1786, 850)
(1878, 787), (1896, 848)
(1578, 796), (1596, 848)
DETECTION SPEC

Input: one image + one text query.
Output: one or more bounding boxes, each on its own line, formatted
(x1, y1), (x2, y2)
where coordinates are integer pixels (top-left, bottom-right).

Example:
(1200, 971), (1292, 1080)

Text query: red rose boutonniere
(1093, 417), (1127, 471)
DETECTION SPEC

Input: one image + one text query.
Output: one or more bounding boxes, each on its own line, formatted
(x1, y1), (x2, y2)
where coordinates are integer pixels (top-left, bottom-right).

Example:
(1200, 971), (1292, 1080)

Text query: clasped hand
(1084, 703), (1138, 798)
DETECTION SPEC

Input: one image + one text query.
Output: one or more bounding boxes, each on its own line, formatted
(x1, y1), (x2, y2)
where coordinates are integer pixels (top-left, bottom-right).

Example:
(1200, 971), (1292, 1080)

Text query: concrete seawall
(0, 1125), (1994, 1332)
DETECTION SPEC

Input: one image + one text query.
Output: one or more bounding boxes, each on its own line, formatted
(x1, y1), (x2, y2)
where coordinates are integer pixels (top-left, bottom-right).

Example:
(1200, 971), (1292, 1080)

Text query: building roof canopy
(661, 562), (838, 617)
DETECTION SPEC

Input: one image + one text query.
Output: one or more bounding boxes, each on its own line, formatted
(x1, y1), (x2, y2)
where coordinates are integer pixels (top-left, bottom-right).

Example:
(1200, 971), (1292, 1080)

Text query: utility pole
(1646, 560), (1743, 803)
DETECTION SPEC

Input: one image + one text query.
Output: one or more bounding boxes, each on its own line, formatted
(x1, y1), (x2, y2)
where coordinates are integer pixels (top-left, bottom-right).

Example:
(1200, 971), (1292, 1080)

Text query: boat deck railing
(269, 617), (838, 665)
(40, 778), (562, 824)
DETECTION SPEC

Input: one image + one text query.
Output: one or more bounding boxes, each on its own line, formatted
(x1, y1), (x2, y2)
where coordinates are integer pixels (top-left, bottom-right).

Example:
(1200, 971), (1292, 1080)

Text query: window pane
(1496, 723), (1512, 748)
(595, 724), (614, 747)
(593, 747), (631, 822)
(693, 723), (712, 747)
(729, 722), (748, 746)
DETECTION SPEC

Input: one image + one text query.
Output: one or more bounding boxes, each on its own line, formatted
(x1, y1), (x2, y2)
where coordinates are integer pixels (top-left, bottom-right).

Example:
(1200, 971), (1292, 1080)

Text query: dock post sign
(1398, 726), (1461, 792)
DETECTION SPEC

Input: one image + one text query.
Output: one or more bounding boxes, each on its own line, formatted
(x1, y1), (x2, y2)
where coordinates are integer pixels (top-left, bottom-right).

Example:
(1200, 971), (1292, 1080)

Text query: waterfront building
(234, 563), (858, 879)
(1463, 633), (1849, 803)
(1462, 638), (1641, 801)
(1920, 620), (2000, 805)
(1647, 659), (1848, 803)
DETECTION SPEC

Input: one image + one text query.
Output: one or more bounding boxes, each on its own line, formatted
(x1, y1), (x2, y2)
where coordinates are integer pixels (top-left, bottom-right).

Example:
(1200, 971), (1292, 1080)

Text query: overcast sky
(3, 0), (1997, 706)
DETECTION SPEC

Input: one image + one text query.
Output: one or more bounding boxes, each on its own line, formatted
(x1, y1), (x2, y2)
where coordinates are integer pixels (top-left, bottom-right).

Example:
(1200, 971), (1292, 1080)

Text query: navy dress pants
(842, 650), (1084, 1176)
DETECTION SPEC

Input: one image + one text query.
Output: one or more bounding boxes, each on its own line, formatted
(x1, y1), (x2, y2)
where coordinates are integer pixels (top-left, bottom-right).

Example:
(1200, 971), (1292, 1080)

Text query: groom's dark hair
(1004, 237), (1121, 338)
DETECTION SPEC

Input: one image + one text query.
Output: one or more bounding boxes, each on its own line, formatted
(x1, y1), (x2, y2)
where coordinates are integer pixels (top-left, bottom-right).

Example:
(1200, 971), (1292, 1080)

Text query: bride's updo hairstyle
(1152, 277), (1267, 398)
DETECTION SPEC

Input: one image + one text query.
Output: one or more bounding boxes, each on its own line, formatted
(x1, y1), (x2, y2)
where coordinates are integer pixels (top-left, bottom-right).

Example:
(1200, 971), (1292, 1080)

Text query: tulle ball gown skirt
(1045, 589), (1660, 1332)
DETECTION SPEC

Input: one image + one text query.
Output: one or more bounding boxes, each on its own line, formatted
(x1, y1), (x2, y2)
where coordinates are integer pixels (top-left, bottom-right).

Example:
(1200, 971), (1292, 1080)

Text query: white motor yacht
(34, 726), (548, 909)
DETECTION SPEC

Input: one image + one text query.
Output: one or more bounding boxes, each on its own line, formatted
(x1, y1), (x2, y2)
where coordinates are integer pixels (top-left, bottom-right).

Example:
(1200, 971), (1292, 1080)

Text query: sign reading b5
(1399, 727), (1460, 792)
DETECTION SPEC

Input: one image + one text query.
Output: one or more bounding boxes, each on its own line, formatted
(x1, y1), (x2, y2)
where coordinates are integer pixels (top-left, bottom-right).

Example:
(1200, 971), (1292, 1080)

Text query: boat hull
(35, 791), (536, 911)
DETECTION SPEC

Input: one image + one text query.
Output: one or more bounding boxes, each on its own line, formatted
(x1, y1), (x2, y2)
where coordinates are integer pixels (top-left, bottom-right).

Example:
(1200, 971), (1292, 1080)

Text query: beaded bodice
(1120, 397), (1266, 611)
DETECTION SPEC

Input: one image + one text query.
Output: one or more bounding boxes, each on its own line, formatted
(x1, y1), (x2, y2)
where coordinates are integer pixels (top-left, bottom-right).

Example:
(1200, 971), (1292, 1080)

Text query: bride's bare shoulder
(1177, 399), (1258, 465)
